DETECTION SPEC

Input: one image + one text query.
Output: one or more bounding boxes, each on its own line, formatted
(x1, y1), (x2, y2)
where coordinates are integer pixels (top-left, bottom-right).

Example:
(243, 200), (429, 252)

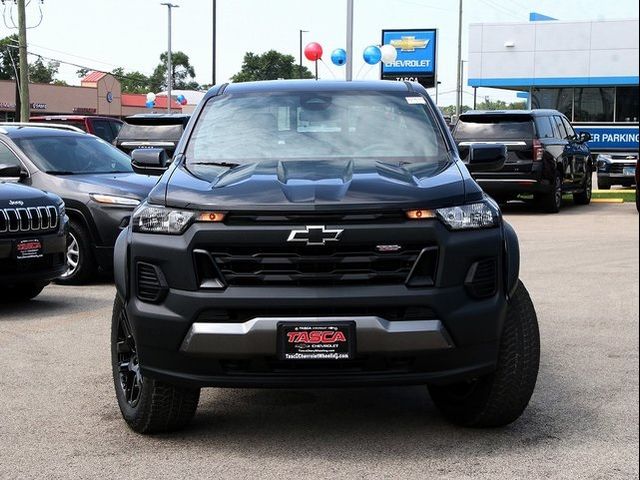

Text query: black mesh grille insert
(136, 262), (167, 303)
(465, 258), (498, 298)
(208, 244), (424, 286)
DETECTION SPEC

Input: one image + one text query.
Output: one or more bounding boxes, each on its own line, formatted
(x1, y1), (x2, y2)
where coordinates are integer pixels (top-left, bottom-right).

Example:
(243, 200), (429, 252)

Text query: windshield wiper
(190, 161), (241, 168)
(45, 170), (76, 175)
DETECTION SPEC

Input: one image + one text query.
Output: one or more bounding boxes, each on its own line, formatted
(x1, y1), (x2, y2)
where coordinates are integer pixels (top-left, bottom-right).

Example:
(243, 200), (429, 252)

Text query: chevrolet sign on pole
(381, 29), (437, 88)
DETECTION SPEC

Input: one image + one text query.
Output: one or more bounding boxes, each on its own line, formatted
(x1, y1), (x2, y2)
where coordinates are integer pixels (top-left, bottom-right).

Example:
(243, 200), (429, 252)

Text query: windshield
(454, 115), (535, 140)
(118, 124), (184, 142)
(13, 135), (133, 174)
(185, 91), (449, 171)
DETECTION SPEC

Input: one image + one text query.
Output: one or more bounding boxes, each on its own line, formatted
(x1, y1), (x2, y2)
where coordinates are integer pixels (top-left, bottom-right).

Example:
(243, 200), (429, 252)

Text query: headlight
(132, 203), (226, 234)
(90, 193), (140, 207)
(436, 200), (500, 230)
(596, 154), (612, 171)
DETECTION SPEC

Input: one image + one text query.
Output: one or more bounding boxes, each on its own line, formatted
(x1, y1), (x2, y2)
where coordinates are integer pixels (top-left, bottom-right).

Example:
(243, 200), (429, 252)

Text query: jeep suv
(0, 178), (67, 301)
(453, 110), (593, 212)
(112, 80), (540, 433)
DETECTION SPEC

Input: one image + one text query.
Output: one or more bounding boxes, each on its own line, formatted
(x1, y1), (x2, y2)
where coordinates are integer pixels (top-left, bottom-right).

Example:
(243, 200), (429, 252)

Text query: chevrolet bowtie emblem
(390, 36), (428, 52)
(287, 225), (344, 246)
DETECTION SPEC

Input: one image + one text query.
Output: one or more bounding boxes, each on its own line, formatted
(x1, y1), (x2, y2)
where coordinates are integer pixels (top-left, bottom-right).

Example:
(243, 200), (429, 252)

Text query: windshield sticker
(406, 96), (426, 105)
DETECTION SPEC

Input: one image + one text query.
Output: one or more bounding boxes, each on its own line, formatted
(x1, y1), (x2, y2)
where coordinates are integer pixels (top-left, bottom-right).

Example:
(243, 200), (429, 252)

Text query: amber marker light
(405, 209), (436, 220)
(196, 211), (226, 222)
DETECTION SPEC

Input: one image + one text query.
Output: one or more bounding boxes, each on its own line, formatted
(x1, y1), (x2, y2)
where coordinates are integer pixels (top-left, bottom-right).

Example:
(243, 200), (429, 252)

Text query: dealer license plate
(278, 323), (355, 360)
(15, 238), (43, 260)
(623, 166), (636, 176)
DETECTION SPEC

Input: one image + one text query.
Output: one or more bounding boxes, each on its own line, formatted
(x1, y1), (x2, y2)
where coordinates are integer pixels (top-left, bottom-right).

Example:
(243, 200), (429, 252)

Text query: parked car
(30, 115), (123, 143)
(596, 152), (638, 190)
(111, 80), (539, 433)
(0, 178), (67, 302)
(114, 114), (190, 158)
(452, 109), (593, 213)
(0, 125), (157, 284)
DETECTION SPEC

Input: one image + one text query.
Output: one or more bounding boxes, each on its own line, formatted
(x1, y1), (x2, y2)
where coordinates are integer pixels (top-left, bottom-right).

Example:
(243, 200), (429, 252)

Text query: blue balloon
(331, 48), (347, 66)
(363, 45), (382, 65)
(176, 94), (186, 103)
(145, 100), (154, 109)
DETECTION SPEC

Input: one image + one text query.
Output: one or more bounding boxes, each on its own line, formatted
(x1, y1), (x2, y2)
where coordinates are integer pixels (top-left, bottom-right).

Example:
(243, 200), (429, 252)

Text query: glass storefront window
(615, 86), (639, 123)
(531, 88), (573, 118)
(574, 88), (614, 122)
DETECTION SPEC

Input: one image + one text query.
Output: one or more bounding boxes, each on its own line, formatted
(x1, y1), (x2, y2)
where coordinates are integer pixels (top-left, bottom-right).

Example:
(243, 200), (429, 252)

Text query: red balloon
(304, 42), (323, 61)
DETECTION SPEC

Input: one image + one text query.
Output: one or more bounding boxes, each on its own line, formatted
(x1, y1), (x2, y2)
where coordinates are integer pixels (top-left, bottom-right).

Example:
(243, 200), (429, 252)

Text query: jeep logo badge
(287, 225), (344, 246)
(9, 200), (24, 206)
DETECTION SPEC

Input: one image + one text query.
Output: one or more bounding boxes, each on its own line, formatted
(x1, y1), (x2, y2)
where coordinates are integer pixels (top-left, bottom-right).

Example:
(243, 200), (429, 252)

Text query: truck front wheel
(428, 281), (540, 427)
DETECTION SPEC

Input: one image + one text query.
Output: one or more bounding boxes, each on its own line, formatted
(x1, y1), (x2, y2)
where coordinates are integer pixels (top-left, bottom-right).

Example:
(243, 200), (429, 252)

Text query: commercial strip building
(467, 17), (639, 153)
(0, 72), (184, 121)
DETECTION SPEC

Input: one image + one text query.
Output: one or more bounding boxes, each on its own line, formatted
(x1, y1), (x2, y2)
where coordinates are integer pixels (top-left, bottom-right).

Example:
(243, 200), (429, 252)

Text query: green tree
(149, 51), (199, 91)
(28, 57), (59, 84)
(76, 67), (91, 79)
(0, 34), (20, 80)
(111, 67), (151, 94)
(231, 50), (314, 82)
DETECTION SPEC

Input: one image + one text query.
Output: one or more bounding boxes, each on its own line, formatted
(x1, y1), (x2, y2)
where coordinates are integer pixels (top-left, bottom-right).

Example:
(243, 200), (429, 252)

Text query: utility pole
(299, 30), (308, 79)
(212, 0), (216, 85)
(161, 3), (179, 112)
(17, 0), (30, 122)
(455, 0), (463, 117)
(346, 0), (354, 81)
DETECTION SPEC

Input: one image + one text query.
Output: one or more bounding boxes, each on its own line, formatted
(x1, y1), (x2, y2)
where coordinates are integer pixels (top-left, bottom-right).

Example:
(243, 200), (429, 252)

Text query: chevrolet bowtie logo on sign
(287, 225), (344, 246)
(390, 36), (429, 52)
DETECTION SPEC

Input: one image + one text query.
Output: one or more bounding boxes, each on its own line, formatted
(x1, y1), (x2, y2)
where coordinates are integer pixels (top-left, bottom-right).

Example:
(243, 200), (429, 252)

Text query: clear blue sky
(2, 0), (638, 106)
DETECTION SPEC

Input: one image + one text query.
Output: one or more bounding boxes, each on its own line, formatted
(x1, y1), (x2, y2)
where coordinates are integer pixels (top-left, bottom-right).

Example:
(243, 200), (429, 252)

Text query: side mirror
(465, 144), (507, 172)
(0, 164), (27, 180)
(131, 148), (169, 176)
(577, 131), (591, 143)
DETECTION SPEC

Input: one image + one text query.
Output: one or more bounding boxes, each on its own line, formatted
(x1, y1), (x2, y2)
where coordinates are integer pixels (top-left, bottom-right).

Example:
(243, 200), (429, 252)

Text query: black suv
(0, 179), (67, 301)
(115, 114), (190, 159)
(112, 80), (540, 433)
(453, 110), (593, 212)
(0, 126), (157, 284)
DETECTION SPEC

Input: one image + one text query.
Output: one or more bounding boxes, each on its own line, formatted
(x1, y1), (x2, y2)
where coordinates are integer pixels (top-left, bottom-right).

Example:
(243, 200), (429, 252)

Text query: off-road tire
(573, 172), (592, 205)
(111, 295), (200, 434)
(56, 220), (96, 285)
(428, 281), (540, 427)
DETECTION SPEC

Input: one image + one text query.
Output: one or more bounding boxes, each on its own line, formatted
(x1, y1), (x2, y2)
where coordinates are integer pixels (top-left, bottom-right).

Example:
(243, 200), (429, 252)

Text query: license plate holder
(277, 322), (355, 360)
(15, 238), (43, 260)
(623, 166), (636, 176)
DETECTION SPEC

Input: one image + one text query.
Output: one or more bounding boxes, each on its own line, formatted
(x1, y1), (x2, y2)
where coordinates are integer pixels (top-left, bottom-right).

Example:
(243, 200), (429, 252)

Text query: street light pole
(212, 0), (216, 85)
(346, 0), (354, 81)
(299, 30), (308, 79)
(17, 0), (29, 122)
(455, 0), (463, 117)
(161, 3), (179, 113)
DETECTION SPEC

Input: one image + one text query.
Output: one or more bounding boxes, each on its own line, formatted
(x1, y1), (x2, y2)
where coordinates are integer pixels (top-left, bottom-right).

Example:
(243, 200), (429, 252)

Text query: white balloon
(380, 44), (398, 64)
(146, 92), (156, 102)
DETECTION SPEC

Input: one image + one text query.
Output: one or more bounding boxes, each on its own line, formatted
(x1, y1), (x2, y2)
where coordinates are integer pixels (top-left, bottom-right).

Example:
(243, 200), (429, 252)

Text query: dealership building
(468, 17), (639, 152)
(0, 72), (183, 121)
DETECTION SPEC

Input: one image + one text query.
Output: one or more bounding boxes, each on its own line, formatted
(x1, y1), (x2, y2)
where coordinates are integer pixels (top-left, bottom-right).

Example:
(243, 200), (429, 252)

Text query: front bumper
(119, 217), (512, 388)
(0, 226), (67, 286)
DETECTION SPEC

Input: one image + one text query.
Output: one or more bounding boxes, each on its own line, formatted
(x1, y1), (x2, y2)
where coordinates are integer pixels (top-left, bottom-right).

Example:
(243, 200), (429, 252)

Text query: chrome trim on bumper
(180, 317), (454, 356)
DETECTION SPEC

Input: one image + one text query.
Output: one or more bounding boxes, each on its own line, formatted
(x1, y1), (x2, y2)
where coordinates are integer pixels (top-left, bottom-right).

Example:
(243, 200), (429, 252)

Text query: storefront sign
(30, 103), (47, 110)
(576, 124), (640, 151)
(0, 101), (16, 110)
(73, 107), (97, 114)
(381, 29), (437, 88)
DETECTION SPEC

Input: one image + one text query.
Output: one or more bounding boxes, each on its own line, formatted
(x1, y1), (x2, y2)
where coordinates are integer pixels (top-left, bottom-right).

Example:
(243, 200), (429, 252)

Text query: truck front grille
(609, 162), (636, 174)
(209, 245), (429, 286)
(0, 206), (58, 234)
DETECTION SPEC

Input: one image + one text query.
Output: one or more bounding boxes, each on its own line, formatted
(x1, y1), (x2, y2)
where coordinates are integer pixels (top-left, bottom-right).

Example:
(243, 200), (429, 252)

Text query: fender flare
(502, 221), (520, 299)
(113, 228), (130, 301)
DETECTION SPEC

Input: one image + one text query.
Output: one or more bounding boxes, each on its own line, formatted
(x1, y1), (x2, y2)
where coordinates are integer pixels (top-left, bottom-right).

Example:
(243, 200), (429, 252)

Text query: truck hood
(160, 159), (467, 210)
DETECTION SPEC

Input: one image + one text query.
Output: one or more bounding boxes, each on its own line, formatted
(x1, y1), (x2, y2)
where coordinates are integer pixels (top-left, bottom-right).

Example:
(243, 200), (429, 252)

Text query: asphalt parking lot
(1, 202), (638, 480)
